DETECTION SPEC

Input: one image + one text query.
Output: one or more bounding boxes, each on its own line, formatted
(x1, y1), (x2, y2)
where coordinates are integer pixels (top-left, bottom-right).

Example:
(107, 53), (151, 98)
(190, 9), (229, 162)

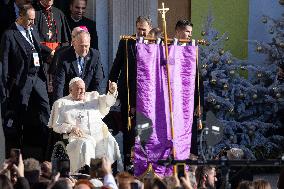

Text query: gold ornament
(279, 42), (284, 48)
(227, 60), (232, 64)
(210, 79), (217, 85)
(229, 70), (235, 75)
(240, 66), (246, 70)
(223, 84), (229, 90)
(215, 104), (220, 110)
(219, 49), (225, 55)
(202, 64), (208, 69)
(239, 93), (245, 99)
(201, 31), (206, 36)
(256, 46), (262, 52)
(253, 94), (258, 99)
(209, 98), (216, 104)
(271, 53), (276, 58)
(273, 87), (278, 91)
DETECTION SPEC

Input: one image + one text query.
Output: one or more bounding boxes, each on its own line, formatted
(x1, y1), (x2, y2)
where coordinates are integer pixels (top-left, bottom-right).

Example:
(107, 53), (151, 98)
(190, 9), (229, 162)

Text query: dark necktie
(25, 29), (33, 44)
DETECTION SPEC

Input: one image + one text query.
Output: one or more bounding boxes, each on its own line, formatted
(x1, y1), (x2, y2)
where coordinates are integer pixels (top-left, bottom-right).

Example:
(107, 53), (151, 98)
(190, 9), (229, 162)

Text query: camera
(177, 163), (185, 179)
(131, 182), (139, 189)
(90, 158), (104, 178)
(10, 148), (20, 165)
(52, 159), (70, 178)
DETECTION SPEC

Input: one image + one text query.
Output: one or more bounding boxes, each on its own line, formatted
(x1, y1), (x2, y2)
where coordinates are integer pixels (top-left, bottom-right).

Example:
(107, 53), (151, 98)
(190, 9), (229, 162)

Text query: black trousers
(120, 104), (136, 169)
(4, 74), (50, 159)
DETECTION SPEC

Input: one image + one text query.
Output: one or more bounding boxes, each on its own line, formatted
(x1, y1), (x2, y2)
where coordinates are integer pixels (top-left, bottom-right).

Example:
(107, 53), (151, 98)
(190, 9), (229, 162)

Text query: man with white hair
(48, 77), (121, 173)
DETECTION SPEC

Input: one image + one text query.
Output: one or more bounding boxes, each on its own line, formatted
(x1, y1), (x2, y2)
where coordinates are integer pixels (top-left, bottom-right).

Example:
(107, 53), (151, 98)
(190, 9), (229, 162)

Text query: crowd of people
(1, 152), (284, 189)
(1, 0), (284, 189)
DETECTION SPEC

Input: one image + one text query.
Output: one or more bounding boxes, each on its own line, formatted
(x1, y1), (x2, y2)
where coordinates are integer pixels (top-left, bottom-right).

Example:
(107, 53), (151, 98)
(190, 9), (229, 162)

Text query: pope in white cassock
(48, 77), (122, 173)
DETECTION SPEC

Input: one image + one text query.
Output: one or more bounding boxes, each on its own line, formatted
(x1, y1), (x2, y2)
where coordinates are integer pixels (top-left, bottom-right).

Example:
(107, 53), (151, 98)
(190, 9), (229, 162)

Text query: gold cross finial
(158, 2), (169, 19)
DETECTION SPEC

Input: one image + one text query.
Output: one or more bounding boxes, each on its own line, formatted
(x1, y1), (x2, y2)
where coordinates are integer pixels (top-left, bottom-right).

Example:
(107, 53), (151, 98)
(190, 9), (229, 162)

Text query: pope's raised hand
(108, 80), (117, 94)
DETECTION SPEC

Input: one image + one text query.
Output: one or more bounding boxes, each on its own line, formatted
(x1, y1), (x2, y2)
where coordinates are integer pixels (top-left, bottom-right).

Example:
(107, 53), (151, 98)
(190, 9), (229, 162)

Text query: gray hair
(136, 16), (152, 27)
(71, 27), (85, 39)
(73, 30), (90, 41)
(69, 77), (84, 88)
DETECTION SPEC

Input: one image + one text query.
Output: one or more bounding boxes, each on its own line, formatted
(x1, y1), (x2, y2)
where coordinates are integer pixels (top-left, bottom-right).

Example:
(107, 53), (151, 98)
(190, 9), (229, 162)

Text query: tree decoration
(223, 83), (229, 90)
(219, 49), (225, 55)
(262, 17), (268, 23)
(226, 60), (232, 64)
(198, 13), (284, 160)
(210, 79), (217, 85)
(256, 46), (262, 52)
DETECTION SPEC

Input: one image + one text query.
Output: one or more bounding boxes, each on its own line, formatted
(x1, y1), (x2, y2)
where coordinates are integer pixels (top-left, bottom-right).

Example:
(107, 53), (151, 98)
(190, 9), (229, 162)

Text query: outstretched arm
(98, 81), (118, 117)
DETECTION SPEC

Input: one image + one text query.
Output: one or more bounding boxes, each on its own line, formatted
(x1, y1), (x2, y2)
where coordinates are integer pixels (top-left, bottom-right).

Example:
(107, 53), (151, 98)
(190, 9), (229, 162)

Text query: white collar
(15, 22), (34, 31)
(71, 15), (82, 22)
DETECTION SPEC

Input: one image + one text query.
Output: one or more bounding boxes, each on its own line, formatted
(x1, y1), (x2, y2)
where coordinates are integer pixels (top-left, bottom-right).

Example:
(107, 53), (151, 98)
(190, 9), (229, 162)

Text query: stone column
(85, 0), (158, 79)
(108, 0), (158, 69)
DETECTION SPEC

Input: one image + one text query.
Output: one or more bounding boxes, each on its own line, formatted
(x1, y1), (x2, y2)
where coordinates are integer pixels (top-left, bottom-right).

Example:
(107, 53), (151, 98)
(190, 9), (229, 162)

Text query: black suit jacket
(0, 23), (51, 102)
(53, 47), (104, 101)
(109, 38), (136, 107)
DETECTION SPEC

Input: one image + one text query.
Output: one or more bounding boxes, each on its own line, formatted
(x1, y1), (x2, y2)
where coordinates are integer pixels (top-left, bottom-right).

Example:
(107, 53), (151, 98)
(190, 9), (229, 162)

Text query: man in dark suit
(67, 0), (98, 50)
(0, 0), (32, 38)
(53, 30), (104, 101)
(108, 16), (152, 169)
(0, 4), (52, 156)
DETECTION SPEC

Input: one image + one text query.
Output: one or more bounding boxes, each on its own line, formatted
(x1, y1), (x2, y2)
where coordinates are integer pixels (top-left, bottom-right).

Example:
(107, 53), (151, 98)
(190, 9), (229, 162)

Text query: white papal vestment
(48, 91), (122, 173)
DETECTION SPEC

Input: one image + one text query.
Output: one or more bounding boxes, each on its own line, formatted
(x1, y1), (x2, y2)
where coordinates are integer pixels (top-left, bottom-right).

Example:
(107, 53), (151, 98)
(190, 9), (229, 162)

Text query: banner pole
(158, 2), (177, 175)
(124, 39), (132, 131)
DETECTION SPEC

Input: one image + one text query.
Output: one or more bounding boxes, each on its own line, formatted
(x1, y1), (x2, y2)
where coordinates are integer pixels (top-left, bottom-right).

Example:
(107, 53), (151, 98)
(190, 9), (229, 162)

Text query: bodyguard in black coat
(109, 38), (137, 111)
(0, 0), (32, 39)
(0, 5), (52, 152)
(108, 16), (152, 169)
(53, 30), (104, 101)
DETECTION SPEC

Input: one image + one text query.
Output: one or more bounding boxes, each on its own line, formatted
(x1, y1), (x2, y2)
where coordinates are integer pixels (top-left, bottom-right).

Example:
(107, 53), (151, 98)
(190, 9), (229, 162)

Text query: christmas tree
(199, 12), (284, 159)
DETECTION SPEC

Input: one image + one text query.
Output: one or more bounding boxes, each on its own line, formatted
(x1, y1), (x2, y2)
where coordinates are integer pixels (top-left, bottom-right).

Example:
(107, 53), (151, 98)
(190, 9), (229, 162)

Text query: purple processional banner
(134, 43), (197, 177)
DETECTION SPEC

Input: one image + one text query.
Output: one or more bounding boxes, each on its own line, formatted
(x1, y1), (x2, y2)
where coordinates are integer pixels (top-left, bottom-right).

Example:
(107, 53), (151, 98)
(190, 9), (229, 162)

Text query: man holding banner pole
(108, 16), (152, 170)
